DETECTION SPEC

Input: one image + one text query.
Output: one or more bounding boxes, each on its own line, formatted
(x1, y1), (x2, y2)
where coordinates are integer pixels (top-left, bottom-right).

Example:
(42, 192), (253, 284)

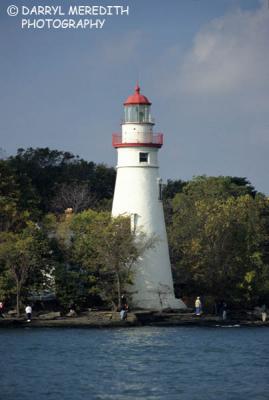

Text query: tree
(51, 182), (97, 214)
(0, 160), (31, 232)
(71, 211), (150, 309)
(181, 175), (256, 201)
(0, 160), (19, 232)
(0, 159), (40, 226)
(7, 147), (116, 214)
(93, 164), (116, 200)
(41, 212), (93, 310)
(0, 224), (52, 315)
(7, 148), (81, 214)
(168, 176), (269, 305)
(53, 210), (153, 309)
(162, 179), (187, 226)
(53, 263), (91, 310)
(162, 179), (186, 200)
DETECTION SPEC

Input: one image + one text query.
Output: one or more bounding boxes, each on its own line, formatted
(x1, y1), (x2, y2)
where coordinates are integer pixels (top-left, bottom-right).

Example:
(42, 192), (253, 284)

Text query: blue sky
(1, 0), (268, 194)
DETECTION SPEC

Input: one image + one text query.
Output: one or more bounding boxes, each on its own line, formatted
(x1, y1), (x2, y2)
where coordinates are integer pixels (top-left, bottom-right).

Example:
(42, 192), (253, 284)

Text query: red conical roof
(124, 84), (151, 106)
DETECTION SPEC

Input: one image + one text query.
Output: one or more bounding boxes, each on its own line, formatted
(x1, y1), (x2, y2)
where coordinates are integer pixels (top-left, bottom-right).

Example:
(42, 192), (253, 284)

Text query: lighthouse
(112, 85), (186, 310)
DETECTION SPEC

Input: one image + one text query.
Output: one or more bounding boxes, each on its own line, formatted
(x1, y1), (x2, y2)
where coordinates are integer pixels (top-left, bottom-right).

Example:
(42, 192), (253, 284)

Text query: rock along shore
(0, 311), (269, 329)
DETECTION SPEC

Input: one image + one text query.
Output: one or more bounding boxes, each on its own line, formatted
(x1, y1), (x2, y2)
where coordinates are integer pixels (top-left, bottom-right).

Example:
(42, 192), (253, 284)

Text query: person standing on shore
(222, 302), (227, 320)
(25, 305), (32, 322)
(120, 294), (129, 320)
(261, 304), (267, 322)
(195, 297), (202, 316)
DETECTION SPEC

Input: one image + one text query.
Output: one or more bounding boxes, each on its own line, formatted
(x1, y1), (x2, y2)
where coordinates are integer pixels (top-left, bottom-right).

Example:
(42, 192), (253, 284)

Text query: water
(0, 326), (268, 400)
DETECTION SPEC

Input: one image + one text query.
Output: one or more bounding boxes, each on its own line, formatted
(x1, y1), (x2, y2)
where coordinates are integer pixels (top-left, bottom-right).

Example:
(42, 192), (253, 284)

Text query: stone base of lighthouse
(129, 247), (186, 311)
(132, 295), (186, 311)
(131, 288), (186, 311)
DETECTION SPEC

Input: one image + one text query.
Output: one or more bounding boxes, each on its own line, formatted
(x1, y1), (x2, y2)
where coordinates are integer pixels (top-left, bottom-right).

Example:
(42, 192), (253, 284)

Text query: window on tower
(139, 110), (144, 122)
(124, 105), (152, 123)
(139, 152), (148, 163)
(157, 178), (163, 201)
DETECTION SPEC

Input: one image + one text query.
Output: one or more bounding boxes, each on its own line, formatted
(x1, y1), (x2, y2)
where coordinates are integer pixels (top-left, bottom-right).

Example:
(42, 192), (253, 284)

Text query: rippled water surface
(1, 326), (269, 400)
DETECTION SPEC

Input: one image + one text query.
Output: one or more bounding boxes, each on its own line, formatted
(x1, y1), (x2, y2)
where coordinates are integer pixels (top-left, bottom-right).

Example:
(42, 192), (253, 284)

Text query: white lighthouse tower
(112, 85), (186, 310)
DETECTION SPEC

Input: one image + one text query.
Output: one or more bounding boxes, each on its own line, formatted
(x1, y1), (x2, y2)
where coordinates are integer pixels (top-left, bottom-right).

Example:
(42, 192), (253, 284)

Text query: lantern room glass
(124, 105), (152, 123)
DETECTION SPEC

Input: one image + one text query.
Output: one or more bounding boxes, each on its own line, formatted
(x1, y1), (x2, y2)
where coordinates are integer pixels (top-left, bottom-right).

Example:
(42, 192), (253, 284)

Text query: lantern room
(123, 84), (154, 124)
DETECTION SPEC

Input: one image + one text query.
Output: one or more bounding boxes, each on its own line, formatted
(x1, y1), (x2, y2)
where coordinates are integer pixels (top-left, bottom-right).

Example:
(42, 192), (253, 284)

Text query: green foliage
(0, 224), (52, 314)
(53, 263), (92, 310)
(182, 175), (255, 200)
(1, 147), (269, 311)
(71, 211), (142, 308)
(7, 147), (116, 214)
(52, 210), (152, 309)
(0, 160), (23, 232)
(0, 159), (40, 229)
(162, 179), (186, 200)
(163, 179), (187, 226)
(169, 176), (269, 306)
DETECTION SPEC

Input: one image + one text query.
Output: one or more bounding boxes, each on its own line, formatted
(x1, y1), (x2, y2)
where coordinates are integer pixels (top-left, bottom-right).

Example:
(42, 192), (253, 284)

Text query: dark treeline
(0, 147), (269, 314)
(5, 147), (116, 217)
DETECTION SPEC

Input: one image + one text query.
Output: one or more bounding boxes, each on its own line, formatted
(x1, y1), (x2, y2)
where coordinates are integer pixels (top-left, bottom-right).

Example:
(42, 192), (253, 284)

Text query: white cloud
(178, 0), (269, 95)
(154, 1), (269, 194)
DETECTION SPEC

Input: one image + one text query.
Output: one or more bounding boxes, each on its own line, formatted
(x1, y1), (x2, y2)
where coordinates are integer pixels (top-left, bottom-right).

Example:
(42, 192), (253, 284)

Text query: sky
(0, 0), (269, 194)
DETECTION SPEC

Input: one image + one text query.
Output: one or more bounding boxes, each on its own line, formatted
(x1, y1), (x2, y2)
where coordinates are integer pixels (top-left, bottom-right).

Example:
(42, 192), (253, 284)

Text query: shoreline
(0, 311), (268, 329)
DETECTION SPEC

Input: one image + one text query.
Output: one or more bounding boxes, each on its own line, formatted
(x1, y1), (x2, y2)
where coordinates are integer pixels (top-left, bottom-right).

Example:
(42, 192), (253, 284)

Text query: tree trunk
(16, 280), (21, 317)
(116, 272), (121, 309)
